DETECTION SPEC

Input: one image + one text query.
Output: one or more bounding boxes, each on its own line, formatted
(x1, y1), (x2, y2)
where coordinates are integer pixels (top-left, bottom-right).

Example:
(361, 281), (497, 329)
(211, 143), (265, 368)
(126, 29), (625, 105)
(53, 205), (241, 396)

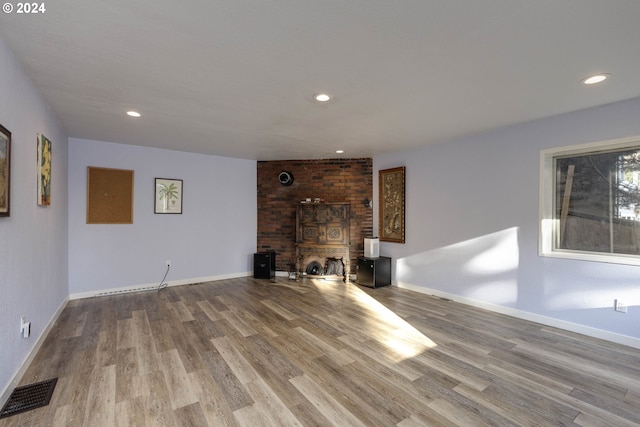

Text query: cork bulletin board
(86, 166), (134, 224)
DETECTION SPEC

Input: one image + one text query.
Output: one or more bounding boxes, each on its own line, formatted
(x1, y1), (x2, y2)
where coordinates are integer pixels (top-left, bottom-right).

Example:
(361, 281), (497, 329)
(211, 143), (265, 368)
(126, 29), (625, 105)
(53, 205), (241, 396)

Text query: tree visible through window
(555, 148), (640, 255)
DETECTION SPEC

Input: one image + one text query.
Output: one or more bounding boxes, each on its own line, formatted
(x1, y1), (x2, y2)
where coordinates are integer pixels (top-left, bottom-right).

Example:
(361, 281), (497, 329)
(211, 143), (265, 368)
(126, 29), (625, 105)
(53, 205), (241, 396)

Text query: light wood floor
(2, 277), (640, 426)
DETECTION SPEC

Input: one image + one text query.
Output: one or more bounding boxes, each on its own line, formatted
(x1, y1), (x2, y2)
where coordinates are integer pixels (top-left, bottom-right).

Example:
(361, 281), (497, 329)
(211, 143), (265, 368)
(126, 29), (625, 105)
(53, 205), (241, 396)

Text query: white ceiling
(1, 1), (640, 160)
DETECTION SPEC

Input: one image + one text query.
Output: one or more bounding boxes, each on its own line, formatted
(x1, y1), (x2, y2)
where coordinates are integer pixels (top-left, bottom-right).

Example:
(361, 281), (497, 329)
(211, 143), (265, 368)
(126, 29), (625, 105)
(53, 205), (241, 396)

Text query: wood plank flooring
(2, 277), (640, 426)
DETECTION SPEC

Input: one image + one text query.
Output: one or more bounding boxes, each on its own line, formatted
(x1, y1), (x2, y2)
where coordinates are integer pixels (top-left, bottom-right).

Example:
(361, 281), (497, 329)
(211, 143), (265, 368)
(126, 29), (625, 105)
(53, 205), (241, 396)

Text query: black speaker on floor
(254, 252), (276, 279)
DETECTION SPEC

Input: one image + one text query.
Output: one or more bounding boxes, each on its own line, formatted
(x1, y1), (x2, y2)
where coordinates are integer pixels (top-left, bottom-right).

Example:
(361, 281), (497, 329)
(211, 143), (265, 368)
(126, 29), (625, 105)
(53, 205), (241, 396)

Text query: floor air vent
(0, 378), (58, 419)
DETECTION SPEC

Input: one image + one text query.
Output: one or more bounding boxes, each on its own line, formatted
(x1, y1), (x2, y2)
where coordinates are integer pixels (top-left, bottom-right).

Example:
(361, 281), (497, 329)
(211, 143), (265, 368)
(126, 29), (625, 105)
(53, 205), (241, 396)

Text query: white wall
(68, 138), (257, 296)
(0, 39), (69, 398)
(374, 97), (640, 346)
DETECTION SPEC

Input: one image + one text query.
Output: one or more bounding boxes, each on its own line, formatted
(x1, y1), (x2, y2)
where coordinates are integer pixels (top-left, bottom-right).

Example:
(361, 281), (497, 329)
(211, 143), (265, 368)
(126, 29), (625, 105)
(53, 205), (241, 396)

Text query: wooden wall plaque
(379, 166), (405, 243)
(296, 202), (350, 245)
(87, 166), (134, 224)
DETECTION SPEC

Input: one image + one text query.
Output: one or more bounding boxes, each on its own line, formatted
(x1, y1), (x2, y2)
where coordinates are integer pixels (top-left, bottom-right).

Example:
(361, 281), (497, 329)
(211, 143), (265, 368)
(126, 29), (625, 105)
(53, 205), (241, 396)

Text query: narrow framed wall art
(0, 124), (10, 217)
(379, 166), (405, 243)
(37, 133), (52, 206)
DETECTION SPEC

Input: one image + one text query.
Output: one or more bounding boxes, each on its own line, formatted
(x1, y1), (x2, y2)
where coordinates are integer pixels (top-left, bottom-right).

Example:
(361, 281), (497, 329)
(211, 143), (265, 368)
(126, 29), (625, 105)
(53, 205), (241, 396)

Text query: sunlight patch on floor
(349, 285), (437, 361)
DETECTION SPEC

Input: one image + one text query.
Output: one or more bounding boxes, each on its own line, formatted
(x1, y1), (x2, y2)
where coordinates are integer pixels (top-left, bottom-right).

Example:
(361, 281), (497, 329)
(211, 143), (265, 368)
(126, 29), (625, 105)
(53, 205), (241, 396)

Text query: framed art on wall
(155, 178), (183, 214)
(0, 124), (10, 217)
(379, 166), (405, 243)
(37, 133), (52, 206)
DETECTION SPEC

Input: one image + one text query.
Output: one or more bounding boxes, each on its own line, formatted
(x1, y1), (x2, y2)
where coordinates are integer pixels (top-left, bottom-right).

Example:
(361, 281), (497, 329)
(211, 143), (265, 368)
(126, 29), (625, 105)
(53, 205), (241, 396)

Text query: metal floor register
(0, 378), (58, 419)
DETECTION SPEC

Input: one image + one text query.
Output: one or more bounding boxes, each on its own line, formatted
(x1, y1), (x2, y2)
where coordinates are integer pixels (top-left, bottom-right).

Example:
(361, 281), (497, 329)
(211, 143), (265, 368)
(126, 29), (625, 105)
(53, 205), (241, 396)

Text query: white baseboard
(69, 271), (252, 300)
(0, 297), (69, 409)
(396, 281), (640, 350)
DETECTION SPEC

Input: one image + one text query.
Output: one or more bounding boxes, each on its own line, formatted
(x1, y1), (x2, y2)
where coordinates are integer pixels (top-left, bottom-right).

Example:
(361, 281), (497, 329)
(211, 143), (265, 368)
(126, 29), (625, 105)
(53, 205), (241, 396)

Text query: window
(540, 136), (640, 265)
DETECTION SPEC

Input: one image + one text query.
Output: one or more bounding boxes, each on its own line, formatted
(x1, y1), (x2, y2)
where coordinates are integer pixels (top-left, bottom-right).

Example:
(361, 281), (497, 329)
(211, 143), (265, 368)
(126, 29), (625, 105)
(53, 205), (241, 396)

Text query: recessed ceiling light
(314, 93), (331, 102)
(582, 73), (611, 85)
(126, 110), (141, 117)
(336, 149), (344, 154)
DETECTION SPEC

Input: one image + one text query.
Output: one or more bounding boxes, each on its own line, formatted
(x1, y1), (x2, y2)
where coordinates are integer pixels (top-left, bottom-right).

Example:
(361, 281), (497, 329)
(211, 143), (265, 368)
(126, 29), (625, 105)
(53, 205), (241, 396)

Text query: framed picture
(37, 133), (52, 206)
(0, 124), (10, 217)
(379, 166), (405, 243)
(155, 178), (183, 214)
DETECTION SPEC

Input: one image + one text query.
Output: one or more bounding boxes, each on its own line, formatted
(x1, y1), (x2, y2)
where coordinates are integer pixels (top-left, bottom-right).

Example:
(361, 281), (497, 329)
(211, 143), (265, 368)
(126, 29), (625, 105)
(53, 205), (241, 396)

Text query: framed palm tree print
(155, 178), (183, 214)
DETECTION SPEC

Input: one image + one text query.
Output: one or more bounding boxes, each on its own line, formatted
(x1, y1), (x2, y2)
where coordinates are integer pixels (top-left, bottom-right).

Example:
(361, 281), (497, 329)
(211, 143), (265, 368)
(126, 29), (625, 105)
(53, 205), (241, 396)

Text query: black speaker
(254, 252), (276, 279)
(278, 171), (294, 186)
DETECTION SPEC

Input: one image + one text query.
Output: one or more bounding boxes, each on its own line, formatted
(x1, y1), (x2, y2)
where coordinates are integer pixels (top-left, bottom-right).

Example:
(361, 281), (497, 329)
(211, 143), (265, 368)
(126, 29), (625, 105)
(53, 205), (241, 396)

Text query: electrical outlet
(615, 299), (627, 313)
(166, 260), (171, 268)
(20, 317), (30, 338)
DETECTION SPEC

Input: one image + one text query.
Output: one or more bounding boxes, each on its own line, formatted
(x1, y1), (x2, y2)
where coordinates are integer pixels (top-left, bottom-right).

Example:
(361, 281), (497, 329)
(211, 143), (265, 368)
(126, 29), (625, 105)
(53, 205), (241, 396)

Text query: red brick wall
(257, 159), (373, 274)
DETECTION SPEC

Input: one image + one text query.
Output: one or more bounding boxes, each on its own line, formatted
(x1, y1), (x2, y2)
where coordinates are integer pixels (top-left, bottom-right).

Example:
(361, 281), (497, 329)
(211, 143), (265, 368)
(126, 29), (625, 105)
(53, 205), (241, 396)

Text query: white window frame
(539, 135), (640, 266)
